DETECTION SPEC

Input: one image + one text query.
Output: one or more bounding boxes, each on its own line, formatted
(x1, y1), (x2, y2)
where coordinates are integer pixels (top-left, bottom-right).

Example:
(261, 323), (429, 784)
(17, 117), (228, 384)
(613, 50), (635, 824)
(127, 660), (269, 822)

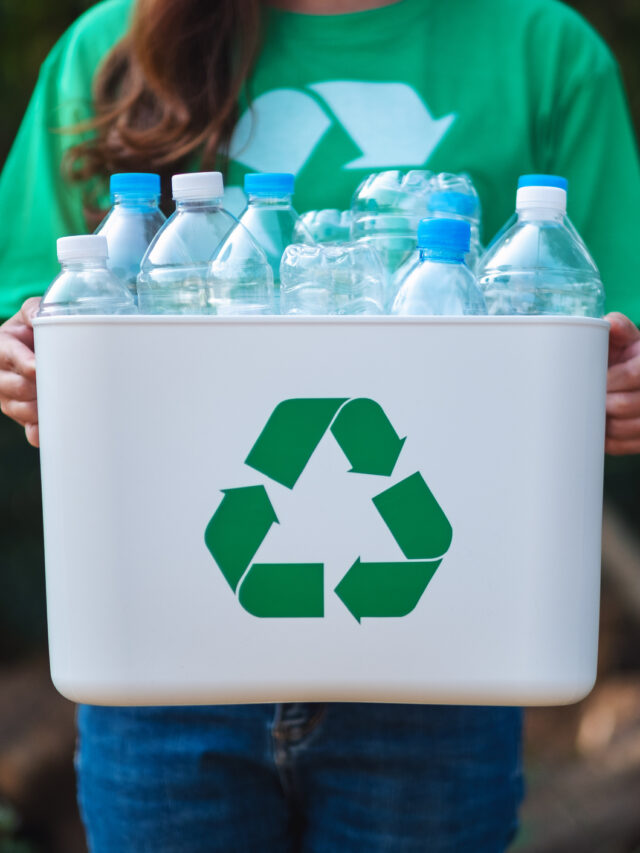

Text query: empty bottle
(137, 172), (236, 314)
(208, 222), (275, 315)
(478, 175), (604, 317)
(95, 173), (165, 300)
(392, 174), (483, 298)
(280, 243), (385, 316)
(38, 235), (136, 316)
(296, 209), (351, 244)
(391, 219), (486, 316)
(238, 173), (310, 311)
(350, 170), (432, 285)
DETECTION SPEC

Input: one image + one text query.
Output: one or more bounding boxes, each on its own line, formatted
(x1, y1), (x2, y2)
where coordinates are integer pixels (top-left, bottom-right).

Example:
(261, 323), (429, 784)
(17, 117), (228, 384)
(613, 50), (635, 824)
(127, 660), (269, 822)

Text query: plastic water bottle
(208, 222), (275, 315)
(391, 219), (486, 316)
(351, 170), (432, 284)
(38, 235), (136, 316)
(392, 174), (483, 298)
(280, 243), (385, 316)
(137, 172), (236, 314)
(238, 173), (310, 311)
(296, 209), (351, 244)
(95, 173), (165, 300)
(478, 175), (605, 317)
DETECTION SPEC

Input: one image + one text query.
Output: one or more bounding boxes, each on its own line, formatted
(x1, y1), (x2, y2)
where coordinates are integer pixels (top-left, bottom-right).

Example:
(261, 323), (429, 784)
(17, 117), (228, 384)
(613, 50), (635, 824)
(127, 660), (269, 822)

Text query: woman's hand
(605, 311), (640, 456)
(0, 297), (41, 447)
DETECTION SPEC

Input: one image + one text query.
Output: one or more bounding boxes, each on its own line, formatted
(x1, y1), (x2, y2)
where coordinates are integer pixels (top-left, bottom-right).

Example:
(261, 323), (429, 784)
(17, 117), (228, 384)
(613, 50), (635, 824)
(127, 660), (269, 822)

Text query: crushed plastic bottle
(350, 170), (432, 289)
(296, 209), (352, 244)
(38, 235), (136, 316)
(392, 173), (483, 300)
(137, 172), (236, 314)
(478, 175), (604, 317)
(391, 219), (486, 316)
(280, 243), (385, 316)
(95, 173), (165, 300)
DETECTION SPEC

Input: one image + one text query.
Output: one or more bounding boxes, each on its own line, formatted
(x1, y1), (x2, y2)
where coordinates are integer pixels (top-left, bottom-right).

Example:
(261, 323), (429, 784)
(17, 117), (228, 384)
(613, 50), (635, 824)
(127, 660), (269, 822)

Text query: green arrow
(335, 558), (441, 622)
(330, 398), (406, 476)
(245, 398), (347, 489)
(204, 486), (278, 592)
(238, 563), (324, 617)
(372, 472), (452, 560)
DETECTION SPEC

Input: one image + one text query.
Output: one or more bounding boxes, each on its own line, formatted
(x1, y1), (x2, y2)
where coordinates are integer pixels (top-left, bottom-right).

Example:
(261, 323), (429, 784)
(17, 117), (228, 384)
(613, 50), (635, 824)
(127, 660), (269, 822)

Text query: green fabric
(0, 0), (639, 319)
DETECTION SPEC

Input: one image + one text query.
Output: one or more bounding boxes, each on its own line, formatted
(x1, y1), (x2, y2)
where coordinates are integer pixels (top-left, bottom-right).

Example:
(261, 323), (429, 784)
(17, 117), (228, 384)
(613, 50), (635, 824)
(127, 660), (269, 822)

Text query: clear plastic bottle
(280, 243), (385, 316)
(296, 209), (351, 244)
(391, 219), (486, 316)
(238, 173), (311, 312)
(38, 235), (136, 316)
(95, 173), (165, 300)
(392, 174), (483, 299)
(137, 172), (236, 314)
(350, 170), (432, 283)
(208, 222), (275, 315)
(478, 175), (605, 317)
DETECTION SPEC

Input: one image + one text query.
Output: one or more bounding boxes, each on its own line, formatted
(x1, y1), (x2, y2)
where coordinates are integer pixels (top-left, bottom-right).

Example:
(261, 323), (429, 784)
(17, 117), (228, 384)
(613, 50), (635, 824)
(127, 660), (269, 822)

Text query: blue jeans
(76, 703), (523, 852)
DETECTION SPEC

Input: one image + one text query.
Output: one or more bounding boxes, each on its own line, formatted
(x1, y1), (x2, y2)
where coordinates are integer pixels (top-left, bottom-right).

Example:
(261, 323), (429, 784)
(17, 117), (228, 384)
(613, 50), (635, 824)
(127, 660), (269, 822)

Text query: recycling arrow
(330, 398), (405, 475)
(204, 486), (278, 591)
(205, 397), (452, 621)
(373, 472), (452, 559)
(335, 558), (442, 622)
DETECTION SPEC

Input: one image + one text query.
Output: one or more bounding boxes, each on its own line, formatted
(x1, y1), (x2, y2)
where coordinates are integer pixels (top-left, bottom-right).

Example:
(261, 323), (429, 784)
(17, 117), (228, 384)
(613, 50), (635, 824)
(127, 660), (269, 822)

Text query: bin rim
(33, 314), (611, 329)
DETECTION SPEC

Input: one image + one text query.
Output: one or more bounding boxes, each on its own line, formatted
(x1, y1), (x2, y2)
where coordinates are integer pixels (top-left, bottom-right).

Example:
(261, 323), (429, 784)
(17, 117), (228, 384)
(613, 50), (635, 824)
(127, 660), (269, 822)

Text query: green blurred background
(0, 0), (639, 659)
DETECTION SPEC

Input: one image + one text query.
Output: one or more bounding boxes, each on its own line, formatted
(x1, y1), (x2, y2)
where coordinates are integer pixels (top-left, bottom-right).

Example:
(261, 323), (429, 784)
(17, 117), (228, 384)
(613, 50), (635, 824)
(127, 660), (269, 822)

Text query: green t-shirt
(0, 0), (639, 318)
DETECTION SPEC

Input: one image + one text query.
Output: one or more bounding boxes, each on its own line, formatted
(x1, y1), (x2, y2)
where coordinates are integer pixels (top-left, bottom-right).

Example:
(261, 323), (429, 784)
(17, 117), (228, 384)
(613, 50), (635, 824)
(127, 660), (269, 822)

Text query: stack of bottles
(38, 170), (604, 319)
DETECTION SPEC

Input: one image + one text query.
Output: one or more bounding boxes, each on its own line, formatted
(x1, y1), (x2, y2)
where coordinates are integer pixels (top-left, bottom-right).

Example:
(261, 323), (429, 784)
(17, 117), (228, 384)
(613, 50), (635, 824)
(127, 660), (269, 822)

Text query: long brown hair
(66, 0), (263, 216)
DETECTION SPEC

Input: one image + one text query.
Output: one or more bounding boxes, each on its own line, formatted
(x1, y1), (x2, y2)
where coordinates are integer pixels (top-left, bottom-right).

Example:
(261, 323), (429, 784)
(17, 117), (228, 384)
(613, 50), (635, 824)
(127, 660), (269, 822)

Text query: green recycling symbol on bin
(204, 398), (452, 621)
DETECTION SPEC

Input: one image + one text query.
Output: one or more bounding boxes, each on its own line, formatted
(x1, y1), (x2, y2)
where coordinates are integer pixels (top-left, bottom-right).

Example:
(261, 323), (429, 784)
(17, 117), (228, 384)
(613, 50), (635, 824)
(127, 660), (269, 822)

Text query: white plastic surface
(57, 235), (108, 262)
(34, 316), (609, 706)
(172, 171), (224, 201)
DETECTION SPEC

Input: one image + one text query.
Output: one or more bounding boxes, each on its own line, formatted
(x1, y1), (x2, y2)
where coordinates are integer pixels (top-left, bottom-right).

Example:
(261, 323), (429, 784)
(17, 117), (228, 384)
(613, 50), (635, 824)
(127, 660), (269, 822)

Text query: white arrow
(310, 81), (455, 170)
(229, 88), (331, 175)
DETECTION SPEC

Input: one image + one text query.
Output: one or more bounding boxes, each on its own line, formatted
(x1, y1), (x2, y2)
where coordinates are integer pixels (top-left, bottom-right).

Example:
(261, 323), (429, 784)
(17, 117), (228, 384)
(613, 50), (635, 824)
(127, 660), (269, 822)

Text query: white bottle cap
(57, 235), (108, 262)
(516, 185), (567, 215)
(172, 171), (224, 201)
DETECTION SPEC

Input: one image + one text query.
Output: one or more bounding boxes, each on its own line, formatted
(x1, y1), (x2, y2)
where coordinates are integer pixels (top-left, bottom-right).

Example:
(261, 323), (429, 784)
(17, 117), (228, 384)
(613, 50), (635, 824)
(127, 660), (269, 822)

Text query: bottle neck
(175, 197), (223, 210)
(112, 193), (161, 210)
(60, 258), (108, 271)
(247, 193), (293, 207)
(517, 206), (564, 223)
(419, 247), (467, 264)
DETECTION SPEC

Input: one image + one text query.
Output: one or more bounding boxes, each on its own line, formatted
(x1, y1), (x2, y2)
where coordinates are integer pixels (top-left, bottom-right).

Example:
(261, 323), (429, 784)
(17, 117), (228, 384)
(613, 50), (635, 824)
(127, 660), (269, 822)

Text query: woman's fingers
(606, 416), (640, 441)
(606, 390), (640, 419)
(0, 368), (37, 402)
(24, 423), (39, 448)
(0, 330), (37, 377)
(0, 396), (38, 427)
(605, 436), (640, 456)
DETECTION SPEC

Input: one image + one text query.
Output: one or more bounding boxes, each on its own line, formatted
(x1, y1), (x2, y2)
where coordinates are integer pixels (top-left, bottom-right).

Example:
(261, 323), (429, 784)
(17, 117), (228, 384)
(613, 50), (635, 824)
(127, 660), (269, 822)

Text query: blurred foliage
(0, 0), (638, 660)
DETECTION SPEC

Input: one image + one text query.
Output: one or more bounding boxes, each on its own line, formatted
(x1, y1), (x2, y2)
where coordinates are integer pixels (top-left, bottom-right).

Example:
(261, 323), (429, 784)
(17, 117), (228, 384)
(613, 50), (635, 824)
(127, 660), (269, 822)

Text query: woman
(1, 1), (640, 850)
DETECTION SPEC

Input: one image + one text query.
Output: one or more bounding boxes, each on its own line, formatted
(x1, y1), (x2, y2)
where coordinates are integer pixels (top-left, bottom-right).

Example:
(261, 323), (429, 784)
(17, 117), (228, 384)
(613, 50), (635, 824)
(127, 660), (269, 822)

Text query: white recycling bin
(33, 315), (609, 706)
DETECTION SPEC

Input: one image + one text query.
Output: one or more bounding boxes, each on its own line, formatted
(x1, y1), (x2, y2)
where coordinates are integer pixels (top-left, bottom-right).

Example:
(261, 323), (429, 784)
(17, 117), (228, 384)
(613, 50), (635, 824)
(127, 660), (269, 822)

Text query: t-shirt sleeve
(0, 1), (131, 319)
(540, 18), (640, 322)
(0, 34), (91, 318)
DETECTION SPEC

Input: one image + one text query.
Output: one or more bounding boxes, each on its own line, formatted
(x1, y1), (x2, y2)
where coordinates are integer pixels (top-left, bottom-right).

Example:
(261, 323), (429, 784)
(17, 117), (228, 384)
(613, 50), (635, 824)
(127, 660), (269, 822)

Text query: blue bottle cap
(244, 173), (295, 197)
(427, 191), (478, 218)
(110, 173), (161, 198)
(417, 218), (470, 253)
(517, 174), (568, 191)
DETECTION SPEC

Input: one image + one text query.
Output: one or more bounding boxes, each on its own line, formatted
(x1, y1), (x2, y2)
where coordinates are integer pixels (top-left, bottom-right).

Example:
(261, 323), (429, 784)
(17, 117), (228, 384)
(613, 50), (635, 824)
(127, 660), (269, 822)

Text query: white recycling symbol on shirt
(229, 81), (456, 176)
